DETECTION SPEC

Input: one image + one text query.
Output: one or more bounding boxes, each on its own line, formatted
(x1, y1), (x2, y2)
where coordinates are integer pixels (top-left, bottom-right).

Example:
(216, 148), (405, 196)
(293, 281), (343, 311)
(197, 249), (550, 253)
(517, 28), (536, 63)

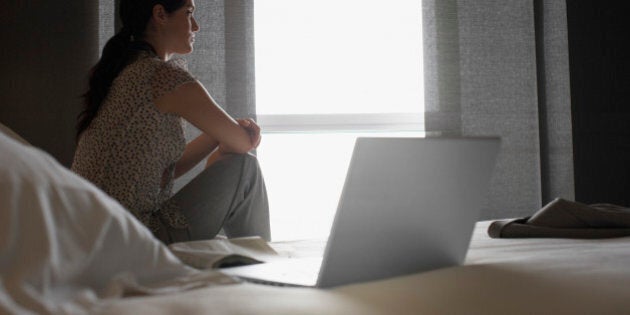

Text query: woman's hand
(237, 118), (262, 149)
(205, 120), (259, 168)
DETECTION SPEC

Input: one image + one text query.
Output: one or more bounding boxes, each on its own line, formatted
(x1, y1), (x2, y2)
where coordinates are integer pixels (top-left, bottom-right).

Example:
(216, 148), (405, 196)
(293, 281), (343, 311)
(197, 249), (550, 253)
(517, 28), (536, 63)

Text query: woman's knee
(222, 152), (261, 171)
(242, 152), (261, 167)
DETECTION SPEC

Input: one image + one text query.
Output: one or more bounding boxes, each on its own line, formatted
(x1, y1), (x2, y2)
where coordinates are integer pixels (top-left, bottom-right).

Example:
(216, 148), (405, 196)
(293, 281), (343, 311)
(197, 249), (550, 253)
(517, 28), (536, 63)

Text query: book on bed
(168, 236), (279, 269)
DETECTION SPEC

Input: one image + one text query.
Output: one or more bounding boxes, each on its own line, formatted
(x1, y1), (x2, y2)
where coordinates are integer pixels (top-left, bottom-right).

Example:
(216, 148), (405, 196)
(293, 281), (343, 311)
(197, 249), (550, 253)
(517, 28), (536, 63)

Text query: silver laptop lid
(317, 137), (500, 287)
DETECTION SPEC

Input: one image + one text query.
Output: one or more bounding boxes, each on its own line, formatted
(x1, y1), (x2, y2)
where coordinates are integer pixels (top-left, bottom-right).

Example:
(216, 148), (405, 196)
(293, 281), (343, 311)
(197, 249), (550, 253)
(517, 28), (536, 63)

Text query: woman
(72, 0), (270, 244)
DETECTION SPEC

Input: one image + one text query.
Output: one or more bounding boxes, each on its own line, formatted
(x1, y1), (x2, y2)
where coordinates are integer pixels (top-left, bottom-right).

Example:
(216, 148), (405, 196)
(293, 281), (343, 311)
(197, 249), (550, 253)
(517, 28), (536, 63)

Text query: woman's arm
(173, 132), (218, 178)
(154, 81), (255, 154)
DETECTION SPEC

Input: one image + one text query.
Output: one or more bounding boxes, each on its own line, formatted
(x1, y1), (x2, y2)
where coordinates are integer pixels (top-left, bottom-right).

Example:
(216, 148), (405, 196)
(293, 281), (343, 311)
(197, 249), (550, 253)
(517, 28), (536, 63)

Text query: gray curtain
(423, 0), (574, 219)
(535, 0), (574, 206)
(0, 1), (99, 166)
(99, 0), (116, 51)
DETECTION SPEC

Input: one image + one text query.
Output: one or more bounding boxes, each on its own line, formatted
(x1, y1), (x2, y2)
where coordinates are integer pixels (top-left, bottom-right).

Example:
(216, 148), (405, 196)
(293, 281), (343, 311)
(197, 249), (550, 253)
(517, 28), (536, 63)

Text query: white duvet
(0, 125), (234, 314)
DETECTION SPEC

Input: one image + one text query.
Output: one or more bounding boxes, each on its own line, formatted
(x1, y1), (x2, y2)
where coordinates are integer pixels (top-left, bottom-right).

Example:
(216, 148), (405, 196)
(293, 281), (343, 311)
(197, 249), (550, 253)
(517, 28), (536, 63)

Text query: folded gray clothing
(488, 198), (630, 238)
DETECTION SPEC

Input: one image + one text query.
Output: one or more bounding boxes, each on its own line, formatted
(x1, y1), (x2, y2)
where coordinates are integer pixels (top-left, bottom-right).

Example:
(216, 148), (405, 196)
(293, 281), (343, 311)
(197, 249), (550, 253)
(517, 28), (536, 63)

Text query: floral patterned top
(72, 51), (195, 234)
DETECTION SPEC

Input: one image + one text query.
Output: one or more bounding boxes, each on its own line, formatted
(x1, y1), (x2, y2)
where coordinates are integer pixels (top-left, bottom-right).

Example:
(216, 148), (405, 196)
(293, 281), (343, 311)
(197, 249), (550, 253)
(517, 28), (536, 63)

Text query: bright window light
(255, 1), (424, 241)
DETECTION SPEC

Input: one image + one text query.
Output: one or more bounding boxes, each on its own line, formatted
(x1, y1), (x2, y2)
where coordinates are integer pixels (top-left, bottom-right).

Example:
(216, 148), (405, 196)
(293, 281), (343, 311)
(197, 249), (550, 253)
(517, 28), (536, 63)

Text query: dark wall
(0, 1), (99, 166)
(567, 1), (630, 205)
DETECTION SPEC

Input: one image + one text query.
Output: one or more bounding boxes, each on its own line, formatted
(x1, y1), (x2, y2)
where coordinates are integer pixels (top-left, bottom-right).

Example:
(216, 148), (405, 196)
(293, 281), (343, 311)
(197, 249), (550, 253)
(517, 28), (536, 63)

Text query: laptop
(222, 137), (500, 288)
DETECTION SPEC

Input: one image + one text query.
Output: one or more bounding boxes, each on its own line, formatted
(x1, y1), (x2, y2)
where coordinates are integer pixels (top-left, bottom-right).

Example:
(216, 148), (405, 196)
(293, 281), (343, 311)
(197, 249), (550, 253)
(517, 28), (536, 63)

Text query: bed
(96, 224), (630, 315)
(2, 123), (630, 315)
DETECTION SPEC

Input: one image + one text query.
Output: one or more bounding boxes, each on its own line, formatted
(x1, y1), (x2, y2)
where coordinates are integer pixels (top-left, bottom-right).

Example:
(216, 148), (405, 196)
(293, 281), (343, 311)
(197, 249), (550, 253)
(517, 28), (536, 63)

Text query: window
(255, 0), (424, 241)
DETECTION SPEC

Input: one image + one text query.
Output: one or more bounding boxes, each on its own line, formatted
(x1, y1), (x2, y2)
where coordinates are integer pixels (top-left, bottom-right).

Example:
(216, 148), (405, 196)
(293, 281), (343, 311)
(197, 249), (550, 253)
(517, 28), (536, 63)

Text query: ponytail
(76, 30), (136, 140)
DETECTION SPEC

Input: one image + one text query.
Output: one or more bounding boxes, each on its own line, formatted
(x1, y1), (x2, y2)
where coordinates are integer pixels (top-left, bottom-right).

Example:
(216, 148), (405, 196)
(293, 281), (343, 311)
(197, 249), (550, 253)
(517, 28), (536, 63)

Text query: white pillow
(0, 126), (223, 314)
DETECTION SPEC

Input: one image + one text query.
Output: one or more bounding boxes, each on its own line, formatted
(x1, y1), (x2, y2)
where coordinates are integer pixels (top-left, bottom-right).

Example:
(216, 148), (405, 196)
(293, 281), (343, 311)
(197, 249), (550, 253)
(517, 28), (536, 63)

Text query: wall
(567, 2), (630, 206)
(0, 1), (98, 167)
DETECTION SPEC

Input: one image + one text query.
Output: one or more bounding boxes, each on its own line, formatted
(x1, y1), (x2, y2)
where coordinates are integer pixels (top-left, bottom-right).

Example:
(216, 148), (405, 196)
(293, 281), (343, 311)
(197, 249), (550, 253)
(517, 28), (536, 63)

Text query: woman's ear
(152, 4), (168, 25)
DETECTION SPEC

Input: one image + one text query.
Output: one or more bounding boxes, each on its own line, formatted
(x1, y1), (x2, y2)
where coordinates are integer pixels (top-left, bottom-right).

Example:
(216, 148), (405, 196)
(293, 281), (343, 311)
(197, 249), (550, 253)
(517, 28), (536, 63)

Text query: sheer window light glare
(255, 1), (424, 241)
(255, 0), (423, 115)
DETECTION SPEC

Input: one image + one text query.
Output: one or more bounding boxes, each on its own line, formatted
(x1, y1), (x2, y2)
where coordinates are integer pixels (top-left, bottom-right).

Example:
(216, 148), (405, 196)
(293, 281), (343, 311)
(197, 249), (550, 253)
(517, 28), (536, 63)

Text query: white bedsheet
(98, 222), (630, 315)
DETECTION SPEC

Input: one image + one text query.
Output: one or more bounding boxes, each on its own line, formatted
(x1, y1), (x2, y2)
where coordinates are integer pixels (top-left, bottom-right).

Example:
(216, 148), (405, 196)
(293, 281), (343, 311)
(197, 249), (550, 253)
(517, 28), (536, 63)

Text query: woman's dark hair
(76, 0), (187, 140)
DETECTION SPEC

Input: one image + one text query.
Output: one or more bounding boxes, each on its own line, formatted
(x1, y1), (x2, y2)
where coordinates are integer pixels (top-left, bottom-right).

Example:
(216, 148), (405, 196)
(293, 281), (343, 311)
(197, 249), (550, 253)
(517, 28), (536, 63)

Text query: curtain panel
(423, 0), (574, 219)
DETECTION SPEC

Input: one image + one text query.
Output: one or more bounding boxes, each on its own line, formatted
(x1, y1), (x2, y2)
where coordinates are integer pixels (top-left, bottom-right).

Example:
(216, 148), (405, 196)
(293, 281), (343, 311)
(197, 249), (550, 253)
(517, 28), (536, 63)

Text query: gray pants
(158, 153), (270, 244)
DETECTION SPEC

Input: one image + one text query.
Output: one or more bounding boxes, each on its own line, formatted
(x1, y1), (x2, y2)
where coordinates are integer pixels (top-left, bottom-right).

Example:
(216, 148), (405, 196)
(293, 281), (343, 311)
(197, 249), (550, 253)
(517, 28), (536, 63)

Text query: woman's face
(163, 0), (200, 56)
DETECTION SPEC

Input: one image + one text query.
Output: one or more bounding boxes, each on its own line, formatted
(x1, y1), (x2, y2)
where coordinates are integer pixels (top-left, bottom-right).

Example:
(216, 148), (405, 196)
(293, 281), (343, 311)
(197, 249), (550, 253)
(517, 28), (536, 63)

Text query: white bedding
(2, 123), (630, 315)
